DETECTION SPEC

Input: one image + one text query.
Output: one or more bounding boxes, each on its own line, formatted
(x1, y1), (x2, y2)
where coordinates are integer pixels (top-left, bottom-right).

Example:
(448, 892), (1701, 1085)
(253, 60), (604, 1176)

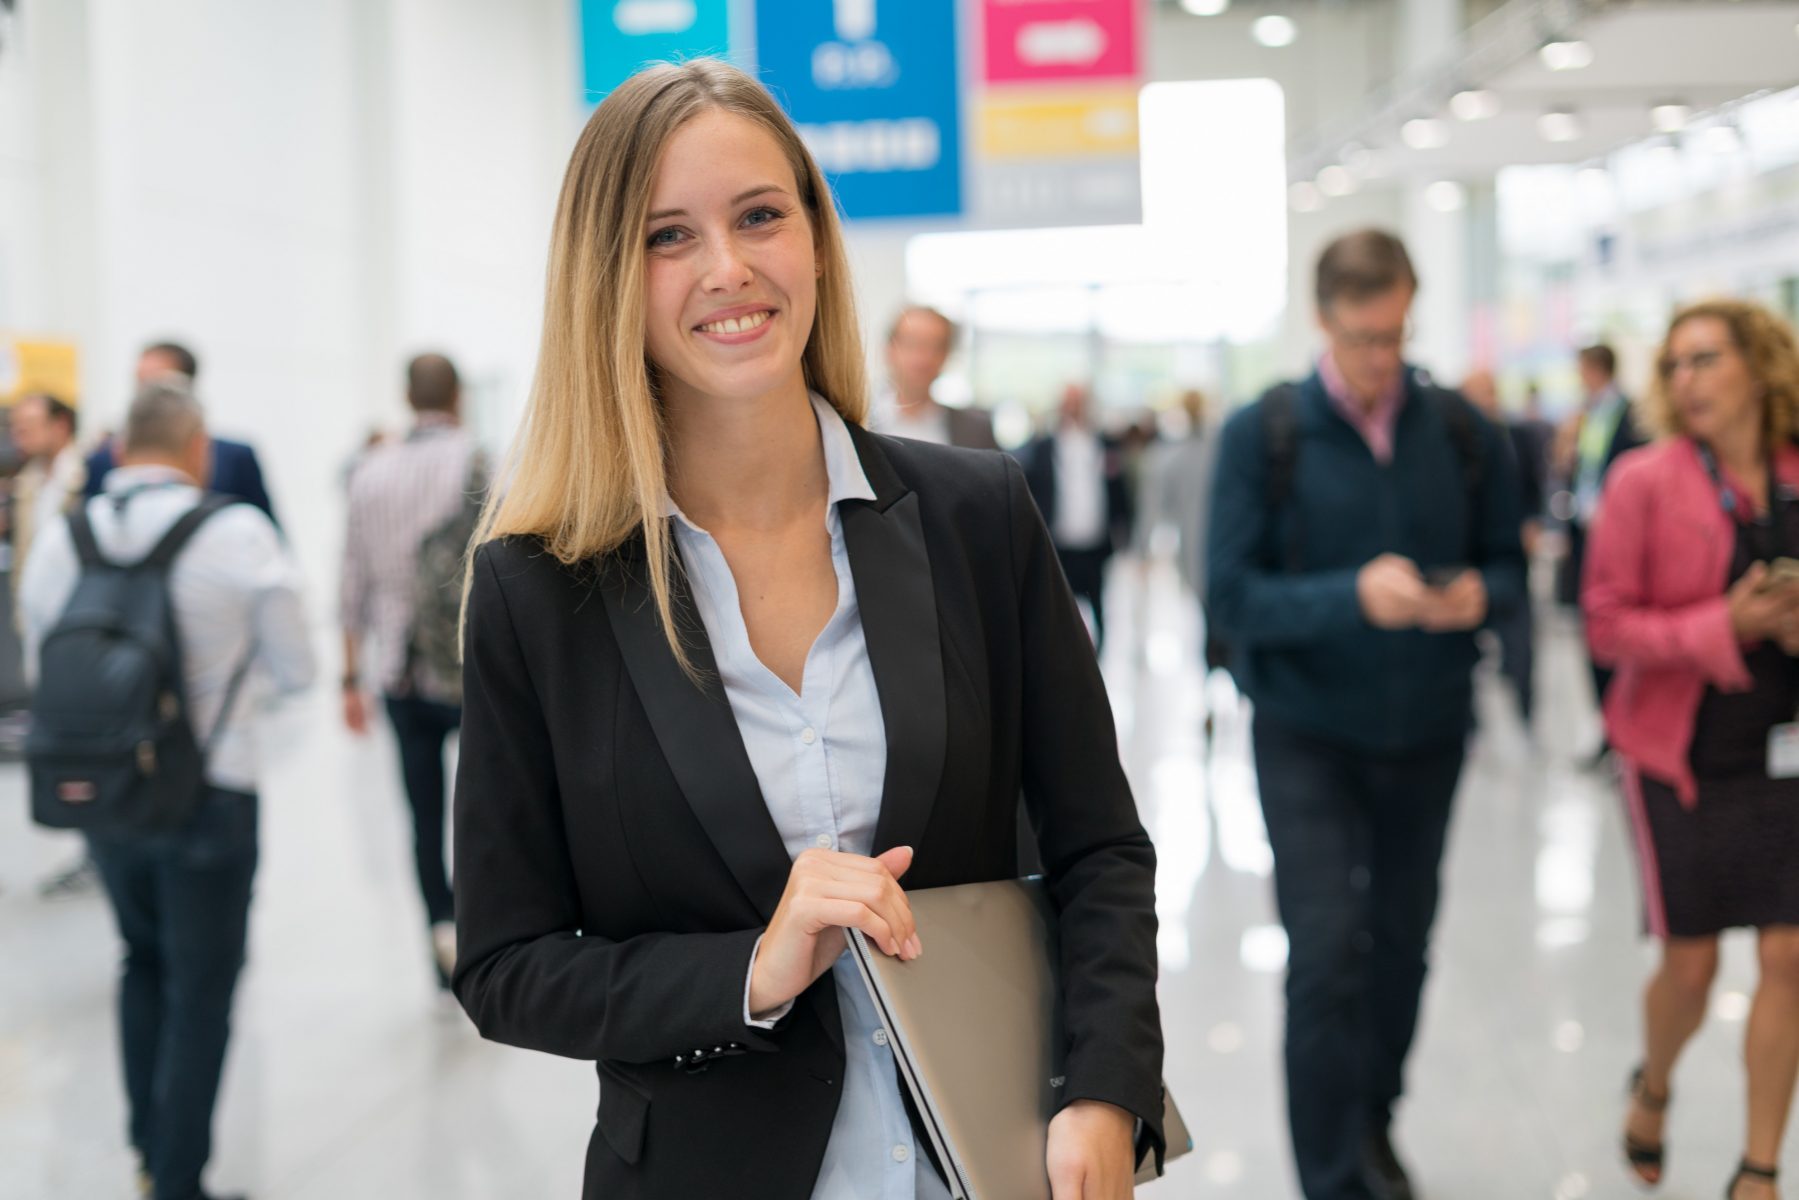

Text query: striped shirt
(340, 416), (478, 696)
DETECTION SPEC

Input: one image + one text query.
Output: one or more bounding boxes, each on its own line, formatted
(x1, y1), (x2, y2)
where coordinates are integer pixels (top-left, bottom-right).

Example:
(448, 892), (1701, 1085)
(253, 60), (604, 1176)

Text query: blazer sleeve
(1471, 411), (1527, 621)
(1204, 404), (1364, 646)
(1003, 457), (1166, 1165)
(1582, 456), (1751, 688)
(451, 542), (777, 1064)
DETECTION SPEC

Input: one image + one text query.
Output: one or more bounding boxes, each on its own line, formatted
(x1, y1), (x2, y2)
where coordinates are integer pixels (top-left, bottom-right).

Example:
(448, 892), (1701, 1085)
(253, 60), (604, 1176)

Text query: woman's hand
(1047, 1099), (1138, 1199)
(1728, 563), (1792, 641)
(747, 845), (919, 1019)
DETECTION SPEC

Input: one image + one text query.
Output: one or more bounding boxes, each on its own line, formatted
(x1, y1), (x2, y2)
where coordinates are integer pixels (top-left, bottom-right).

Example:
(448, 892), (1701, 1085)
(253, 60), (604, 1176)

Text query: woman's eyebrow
(647, 185), (789, 223)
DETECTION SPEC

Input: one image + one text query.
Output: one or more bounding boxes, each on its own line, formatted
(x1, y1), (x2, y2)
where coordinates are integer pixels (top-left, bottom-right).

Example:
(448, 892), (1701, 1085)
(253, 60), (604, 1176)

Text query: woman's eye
(648, 227), (684, 248)
(743, 207), (784, 228)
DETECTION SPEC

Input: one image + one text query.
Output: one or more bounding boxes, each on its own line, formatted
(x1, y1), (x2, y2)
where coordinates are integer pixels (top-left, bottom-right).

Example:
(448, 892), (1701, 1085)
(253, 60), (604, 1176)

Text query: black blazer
(453, 425), (1164, 1200)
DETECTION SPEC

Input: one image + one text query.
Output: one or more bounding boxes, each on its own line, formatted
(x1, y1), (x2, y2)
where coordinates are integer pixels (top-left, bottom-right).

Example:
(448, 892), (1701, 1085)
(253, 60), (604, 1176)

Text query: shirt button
(873, 1029), (889, 1047)
(801, 727), (818, 745)
(814, 833), (834, 849)
(892, 1145), (910, 1163)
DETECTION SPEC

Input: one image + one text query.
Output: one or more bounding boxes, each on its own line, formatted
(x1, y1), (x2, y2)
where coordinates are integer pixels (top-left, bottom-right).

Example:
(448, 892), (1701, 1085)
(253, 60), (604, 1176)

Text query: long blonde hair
(470, 59), (867, 669)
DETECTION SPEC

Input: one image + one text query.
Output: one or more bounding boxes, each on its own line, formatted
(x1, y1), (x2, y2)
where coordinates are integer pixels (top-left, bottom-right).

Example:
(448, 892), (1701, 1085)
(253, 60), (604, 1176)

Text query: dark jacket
(452, 426), (1164, 1200)
(85, 436), (278, 527)
(1206, 370), (1526, 754)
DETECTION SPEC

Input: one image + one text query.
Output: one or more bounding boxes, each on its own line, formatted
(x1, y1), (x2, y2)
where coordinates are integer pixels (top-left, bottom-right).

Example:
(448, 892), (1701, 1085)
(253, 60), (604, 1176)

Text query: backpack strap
(66, 507), (107, 569)
(140, 493), (240, 572)
(1260, 383), (1305, 571)
(1426, 387), (1487, 558)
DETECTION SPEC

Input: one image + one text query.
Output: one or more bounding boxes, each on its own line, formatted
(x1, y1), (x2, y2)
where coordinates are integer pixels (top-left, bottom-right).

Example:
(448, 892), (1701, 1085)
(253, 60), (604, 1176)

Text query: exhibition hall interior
(3, 0), (1799, 1197)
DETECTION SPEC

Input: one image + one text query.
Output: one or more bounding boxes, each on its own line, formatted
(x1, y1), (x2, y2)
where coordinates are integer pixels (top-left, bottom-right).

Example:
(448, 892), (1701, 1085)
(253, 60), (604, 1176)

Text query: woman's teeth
(699, 311), (771, 334)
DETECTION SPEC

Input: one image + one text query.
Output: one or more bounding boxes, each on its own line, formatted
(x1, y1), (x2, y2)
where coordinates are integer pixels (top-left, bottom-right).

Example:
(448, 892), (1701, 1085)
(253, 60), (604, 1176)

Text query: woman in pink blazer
(1584, 299), (1799, 1200)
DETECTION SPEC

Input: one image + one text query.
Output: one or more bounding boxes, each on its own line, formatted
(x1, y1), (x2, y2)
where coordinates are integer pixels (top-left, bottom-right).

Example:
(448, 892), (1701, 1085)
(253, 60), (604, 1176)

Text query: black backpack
(1204, 380), (1486, 675)
(27, 494), (250, 834)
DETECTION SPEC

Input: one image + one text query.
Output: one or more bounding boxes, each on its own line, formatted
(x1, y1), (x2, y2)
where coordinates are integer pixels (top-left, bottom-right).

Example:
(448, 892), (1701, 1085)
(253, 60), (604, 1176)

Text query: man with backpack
(21, 376), (314, 1200)
(1206, 230), (1525, 1200)
(339, 353), (482, 989)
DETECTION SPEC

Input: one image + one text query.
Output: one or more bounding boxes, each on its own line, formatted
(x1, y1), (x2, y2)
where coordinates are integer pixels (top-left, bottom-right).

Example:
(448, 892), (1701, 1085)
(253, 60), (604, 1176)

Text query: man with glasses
(1207, 229), (1525, 1200)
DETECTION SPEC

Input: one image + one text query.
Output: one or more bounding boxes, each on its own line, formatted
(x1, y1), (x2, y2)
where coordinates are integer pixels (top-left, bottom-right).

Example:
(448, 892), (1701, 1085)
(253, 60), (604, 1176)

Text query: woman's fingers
(807, 898), (900, 956)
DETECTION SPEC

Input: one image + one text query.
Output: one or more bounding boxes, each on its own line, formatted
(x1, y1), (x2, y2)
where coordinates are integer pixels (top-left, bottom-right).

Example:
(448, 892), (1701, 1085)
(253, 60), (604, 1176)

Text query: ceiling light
(1450, 90), (1500, 121)
(1317, 165), (1357, 197)
(1401, 117), (1450, 150)
(1701, 122), (1743, 154)
(1648, 136), (1682, 162)
(1424, 181), (1466, 212)
(1289, 181), (1323, 213)
(1540, 40), (1594, 71)
(1180, 0), (1230, 14)
(1538, 110), (1582, 143)
(1252, 14), (1298, 47)
(1340, 142), (1372, 171)
(1650, 103), (1690, 133)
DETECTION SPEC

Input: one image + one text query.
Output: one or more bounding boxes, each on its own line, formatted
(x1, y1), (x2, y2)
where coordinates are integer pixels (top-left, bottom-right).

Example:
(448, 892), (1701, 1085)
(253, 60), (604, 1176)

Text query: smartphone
(1424, 566), (1470, 589)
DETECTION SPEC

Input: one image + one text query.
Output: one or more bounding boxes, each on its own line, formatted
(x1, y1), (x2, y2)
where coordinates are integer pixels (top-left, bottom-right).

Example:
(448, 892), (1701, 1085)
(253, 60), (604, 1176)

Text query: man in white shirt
(1018, 384), (1129, 650)
(10, 392), (87, 586)
(873, 306), (998, 450)
(22, 377), (314, 1200)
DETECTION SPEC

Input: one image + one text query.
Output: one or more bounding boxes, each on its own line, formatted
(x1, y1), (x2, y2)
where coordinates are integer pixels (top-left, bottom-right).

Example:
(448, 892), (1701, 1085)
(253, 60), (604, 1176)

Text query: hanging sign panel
(980, 0), (1141, 86)
(580, 0), (734, 102)
(754, 0), (964, 221)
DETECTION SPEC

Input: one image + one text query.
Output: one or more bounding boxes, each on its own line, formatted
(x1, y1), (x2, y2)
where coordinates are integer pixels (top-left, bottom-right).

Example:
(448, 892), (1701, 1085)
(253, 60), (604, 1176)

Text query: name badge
(1768, 724), (1799, 779)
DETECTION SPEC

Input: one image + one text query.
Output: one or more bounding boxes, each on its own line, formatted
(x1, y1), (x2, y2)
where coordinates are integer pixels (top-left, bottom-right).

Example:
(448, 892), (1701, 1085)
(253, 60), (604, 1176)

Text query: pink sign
(982, 0), (1142, 86)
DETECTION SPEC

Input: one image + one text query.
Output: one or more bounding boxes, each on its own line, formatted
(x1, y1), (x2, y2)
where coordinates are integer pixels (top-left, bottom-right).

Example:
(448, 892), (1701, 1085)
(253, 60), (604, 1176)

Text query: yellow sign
(979, 87), (1140, 160)
(0, 338), (81, 407)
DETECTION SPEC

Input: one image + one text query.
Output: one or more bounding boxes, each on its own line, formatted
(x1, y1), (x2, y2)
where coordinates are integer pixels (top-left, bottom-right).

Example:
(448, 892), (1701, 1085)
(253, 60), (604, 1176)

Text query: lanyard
(1696, 443), (1789, 557)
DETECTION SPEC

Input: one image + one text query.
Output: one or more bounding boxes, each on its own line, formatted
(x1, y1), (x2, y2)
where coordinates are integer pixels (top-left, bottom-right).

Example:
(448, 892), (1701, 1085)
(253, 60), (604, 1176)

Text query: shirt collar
(102, 463), (199, 495)
(663, 392), (875, 529)
(1317, 351), (1405, 417)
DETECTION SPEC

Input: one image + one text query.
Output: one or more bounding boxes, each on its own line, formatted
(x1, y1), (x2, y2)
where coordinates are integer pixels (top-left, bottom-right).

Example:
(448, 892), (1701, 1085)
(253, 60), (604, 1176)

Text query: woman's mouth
(696, 309), (774, 337)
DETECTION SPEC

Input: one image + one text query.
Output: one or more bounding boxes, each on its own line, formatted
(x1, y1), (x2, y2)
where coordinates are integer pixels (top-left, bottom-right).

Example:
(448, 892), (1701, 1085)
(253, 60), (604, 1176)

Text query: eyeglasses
(1658, 347), (1733, 380)
(1329, 321), (1412, 352)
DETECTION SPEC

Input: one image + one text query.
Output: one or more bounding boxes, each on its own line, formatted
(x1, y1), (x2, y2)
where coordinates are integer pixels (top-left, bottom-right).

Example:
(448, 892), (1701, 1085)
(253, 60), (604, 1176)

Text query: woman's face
(642, 109), (818, 411)
(1664, 316), (1762, 446)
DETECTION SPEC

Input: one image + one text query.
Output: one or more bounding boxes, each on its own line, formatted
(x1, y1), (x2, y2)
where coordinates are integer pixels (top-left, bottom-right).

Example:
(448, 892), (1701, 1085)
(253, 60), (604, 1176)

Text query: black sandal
(1624, 1065), (1671, 1187)
(1726, 1159), (1778, 1199)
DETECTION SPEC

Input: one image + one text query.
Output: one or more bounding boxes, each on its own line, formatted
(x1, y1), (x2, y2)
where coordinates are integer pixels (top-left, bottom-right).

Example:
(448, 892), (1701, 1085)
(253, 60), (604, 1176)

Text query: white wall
(1, 0), (579, 606)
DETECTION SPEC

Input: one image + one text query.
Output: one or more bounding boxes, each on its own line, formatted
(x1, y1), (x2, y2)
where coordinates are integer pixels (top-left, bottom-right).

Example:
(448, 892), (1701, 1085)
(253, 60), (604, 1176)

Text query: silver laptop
(846, 877), (1191, 1199)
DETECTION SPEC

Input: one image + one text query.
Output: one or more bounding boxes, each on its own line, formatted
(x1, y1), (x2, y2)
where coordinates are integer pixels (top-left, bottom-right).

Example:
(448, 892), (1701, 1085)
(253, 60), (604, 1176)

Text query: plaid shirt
(340, 416), (477, 695)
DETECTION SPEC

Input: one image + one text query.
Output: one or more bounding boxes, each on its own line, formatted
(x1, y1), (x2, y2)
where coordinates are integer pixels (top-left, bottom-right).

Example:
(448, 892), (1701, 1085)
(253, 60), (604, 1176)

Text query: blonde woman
(450, 60), (1164, 1200)
(1584, 300), (1799, 1200)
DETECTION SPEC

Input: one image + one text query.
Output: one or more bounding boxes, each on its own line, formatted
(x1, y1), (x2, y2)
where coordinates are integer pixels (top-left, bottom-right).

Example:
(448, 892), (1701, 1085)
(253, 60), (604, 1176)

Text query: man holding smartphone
(1207, 230), (1525, 1200)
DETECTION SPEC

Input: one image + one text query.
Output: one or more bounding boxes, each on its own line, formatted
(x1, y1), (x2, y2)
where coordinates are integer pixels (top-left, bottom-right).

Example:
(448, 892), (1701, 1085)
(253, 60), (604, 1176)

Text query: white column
(1399, 0), (1471, 384)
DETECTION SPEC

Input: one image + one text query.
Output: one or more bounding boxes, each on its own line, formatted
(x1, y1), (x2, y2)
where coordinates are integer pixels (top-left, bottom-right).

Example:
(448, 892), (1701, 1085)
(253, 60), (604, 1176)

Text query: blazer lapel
(841, 425), (948, 858)
(600, 540), (791, 923)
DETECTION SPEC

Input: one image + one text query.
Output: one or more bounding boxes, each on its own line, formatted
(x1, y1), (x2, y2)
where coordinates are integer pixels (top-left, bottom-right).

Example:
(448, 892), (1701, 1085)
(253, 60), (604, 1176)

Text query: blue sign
(580, 0), (734, 103)
(753, 0), (963, 221)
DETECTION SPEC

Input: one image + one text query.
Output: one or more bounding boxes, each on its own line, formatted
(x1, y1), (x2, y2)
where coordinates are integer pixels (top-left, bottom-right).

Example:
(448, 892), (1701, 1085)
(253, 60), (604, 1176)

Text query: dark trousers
(1493, 599), (1535, 723)
(1252, 717), (1464, 1200)
(385, 693), (461, 925)
(90, 788), (258, 1200)
(1056, 545), (1110, 650)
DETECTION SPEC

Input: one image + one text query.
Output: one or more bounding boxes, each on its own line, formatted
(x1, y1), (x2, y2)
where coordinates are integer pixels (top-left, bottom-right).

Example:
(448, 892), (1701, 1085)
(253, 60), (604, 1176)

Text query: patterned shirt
(339, 415), (477, 695)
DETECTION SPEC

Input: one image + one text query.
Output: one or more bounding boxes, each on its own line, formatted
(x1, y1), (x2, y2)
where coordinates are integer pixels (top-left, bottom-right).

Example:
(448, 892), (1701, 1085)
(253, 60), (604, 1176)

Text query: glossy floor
(0, 560), (1787, 1199)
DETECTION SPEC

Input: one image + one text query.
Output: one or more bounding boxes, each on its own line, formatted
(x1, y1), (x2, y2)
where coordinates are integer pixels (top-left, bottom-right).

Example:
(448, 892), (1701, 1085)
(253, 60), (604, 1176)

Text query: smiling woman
(450, 58), (1165, 1200)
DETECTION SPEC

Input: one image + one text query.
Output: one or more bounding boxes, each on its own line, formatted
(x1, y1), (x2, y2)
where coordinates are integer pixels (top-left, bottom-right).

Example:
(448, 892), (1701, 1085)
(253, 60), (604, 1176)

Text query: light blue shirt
(665, 394), (953, 1200)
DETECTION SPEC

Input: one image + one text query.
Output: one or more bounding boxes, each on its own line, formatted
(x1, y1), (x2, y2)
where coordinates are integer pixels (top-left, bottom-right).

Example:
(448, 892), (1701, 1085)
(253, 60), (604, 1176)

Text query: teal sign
(580, 0), (734, 102)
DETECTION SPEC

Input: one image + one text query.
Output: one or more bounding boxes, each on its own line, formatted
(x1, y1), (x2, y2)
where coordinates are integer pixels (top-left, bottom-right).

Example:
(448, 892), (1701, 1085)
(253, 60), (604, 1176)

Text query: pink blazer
(1582, 437), (1799, 805)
